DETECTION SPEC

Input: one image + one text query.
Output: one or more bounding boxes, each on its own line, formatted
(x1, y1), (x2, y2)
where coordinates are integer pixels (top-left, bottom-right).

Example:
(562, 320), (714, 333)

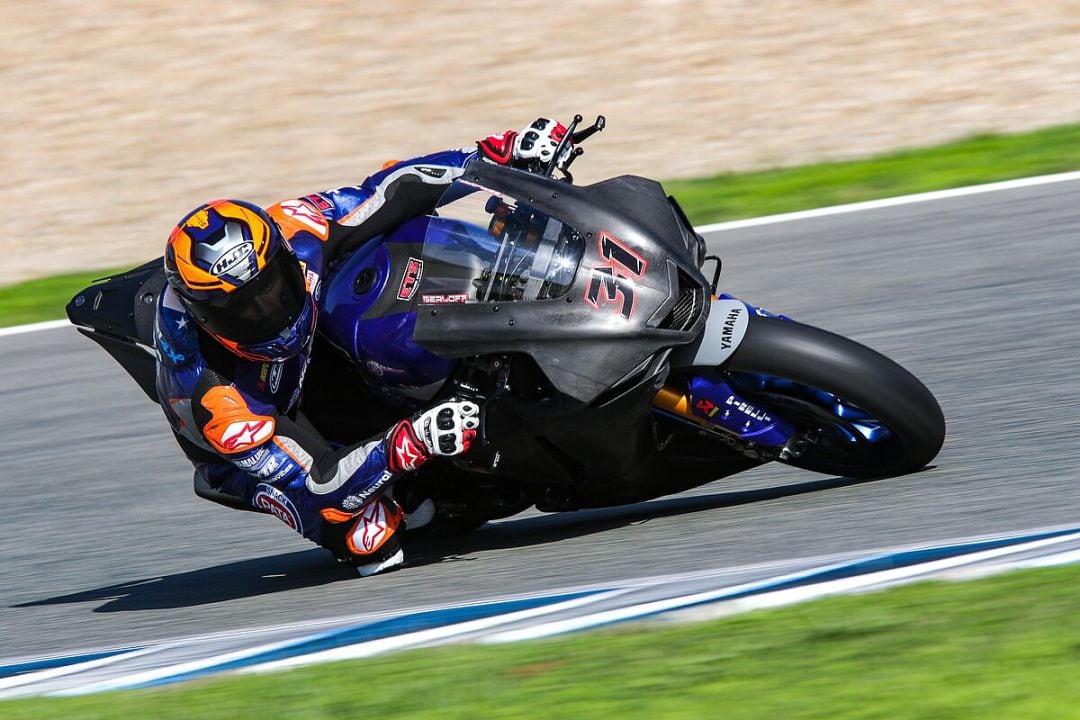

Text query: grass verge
(0, 268), (129, 329)
(1, 563), (1077, 719)
(5, 121), (1080, 328)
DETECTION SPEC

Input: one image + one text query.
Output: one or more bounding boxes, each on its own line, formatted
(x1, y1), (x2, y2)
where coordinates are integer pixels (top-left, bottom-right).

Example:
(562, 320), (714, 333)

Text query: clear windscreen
(419, 180), (585, 304)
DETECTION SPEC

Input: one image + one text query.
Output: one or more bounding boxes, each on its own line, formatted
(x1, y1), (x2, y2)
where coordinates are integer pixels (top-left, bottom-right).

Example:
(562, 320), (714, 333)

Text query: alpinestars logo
(389, 422), (427, 472)
(222, 419), (273, 452)
(279, 199), (327, 233)
(353, 501), (393, 553)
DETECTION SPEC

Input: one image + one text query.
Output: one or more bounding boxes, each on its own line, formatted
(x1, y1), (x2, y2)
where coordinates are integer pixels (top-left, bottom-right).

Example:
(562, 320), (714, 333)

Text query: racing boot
(325, 496), (406, 576)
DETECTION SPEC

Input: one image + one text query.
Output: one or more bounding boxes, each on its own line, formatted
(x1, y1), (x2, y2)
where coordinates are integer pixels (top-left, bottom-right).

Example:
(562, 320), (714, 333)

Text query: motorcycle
(67, 115), (945, 531)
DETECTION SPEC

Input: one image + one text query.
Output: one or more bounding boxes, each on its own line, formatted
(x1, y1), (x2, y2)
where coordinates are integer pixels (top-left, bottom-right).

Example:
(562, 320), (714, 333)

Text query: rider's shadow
(11, 549), (355, 613)
(12, 473), (896, 612)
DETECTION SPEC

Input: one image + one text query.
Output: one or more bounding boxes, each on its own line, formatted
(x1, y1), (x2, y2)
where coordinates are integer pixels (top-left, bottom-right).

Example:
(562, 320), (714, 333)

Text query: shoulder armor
(268, 199), (330, 242)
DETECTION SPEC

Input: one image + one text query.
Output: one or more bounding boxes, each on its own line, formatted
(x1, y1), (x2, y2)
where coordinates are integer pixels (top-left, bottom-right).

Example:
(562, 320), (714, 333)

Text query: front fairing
(411, 161), (710, 403)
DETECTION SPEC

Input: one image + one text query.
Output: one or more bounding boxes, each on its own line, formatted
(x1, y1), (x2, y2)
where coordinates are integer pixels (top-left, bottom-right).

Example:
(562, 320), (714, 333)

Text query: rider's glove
(477, 118), (572, 169)
(385, 398), (480, 473)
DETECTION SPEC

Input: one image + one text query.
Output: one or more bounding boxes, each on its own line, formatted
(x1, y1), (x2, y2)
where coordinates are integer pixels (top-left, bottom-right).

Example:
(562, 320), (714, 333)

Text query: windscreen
(419, 180), (585, 304)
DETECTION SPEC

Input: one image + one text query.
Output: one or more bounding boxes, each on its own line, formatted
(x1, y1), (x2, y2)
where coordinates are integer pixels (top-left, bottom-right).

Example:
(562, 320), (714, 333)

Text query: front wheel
(719, 316), (945, 478)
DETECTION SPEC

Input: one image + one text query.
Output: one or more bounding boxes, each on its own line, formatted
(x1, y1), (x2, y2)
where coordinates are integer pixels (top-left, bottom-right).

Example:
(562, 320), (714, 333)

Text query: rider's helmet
(164, 199), (315, 362)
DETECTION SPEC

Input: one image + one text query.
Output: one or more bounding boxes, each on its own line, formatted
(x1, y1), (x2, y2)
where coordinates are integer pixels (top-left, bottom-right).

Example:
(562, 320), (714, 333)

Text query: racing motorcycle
(67, 115), (945, 530)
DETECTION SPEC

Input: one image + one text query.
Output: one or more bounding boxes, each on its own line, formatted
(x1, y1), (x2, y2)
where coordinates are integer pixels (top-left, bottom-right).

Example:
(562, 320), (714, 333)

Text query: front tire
(722, 316), (945, 478)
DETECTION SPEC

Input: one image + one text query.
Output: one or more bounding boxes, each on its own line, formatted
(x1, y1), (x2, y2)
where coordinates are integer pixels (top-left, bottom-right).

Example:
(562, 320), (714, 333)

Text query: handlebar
(543, 114), (606, 181)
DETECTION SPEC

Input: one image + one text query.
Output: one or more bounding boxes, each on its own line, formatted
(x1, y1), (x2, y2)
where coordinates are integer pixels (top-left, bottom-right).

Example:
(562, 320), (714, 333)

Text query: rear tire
(722, 316), (945, 478)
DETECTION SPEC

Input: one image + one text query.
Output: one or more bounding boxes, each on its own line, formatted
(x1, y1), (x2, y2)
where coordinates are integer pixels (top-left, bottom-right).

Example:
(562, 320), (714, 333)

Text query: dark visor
(189, 250), (307, 344)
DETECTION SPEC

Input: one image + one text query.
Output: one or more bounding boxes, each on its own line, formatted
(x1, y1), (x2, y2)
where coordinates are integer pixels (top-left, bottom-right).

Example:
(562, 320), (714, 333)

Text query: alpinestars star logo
(355, 501), (391, 553)
(222, 419), (273, 452)
(389, 422), (427, 472)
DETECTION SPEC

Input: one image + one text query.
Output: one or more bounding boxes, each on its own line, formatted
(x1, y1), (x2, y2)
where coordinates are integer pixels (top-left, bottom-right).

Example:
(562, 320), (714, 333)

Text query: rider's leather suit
(154, 148), (476, 562)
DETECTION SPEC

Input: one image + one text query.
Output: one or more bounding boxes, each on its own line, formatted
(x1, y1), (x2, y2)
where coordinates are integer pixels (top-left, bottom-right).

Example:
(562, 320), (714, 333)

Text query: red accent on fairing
(582, 231), (648, 320)
(477, 130), (518, 165)
(397, 258), (424, 301)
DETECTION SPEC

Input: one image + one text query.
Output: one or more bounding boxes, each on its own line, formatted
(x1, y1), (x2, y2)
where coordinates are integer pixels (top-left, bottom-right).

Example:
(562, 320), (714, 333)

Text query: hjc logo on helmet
(209, 241), (255, 277)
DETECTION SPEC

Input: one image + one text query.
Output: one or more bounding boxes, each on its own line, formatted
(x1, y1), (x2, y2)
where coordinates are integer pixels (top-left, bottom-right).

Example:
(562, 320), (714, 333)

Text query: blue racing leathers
(154, 148), (477, 560)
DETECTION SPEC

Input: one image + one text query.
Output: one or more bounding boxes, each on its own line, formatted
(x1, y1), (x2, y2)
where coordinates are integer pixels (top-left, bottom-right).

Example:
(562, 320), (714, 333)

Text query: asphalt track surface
(2, 180), (1078, 660)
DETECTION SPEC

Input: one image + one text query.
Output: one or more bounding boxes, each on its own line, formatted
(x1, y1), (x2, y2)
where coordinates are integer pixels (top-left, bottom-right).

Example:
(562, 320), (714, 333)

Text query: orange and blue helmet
(164, 199), (315, 362)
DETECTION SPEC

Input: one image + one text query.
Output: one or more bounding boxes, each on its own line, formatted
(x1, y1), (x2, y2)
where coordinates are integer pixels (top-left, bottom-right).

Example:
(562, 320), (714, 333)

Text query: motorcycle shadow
(13, 472), (902, 613)
(404, 472), (894, 567)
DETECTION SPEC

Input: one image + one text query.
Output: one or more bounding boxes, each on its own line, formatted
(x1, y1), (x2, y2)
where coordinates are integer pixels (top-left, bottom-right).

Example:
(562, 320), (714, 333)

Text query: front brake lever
(570, 114), (605, 144)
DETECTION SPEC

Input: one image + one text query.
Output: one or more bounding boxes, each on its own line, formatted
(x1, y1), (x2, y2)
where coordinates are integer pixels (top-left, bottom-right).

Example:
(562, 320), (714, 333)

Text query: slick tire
(722, 315), (946, 478)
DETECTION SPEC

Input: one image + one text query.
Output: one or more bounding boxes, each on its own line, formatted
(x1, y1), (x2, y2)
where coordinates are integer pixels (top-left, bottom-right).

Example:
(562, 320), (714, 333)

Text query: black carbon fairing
(412, 161), (710, 403)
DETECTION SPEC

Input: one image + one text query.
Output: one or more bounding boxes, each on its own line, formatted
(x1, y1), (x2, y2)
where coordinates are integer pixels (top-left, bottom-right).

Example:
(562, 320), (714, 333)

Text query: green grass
(6, 121), (1080, 328)
(0, 268), (129, 328)
(2, 563), (1078, 719)
(665, 122), (1080, 224)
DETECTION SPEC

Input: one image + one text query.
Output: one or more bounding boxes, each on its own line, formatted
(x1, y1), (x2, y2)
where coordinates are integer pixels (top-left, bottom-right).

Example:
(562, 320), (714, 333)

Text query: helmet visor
(188, 249), (308, 344)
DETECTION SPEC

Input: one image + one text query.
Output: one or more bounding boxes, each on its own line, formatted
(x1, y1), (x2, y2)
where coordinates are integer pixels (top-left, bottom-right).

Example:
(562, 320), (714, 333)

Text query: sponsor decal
(235, 448), (284, 478)
(158, 336), (185, 364)
(221, 419), (274, 452)
(725, 395), (772, 423)
(397, 257), (424, 301)
(720, 307), (743, 351)
(257, 363), (270, 393)
(341, 470), (396, 511)
(352, 500), (393, 553)
(235, 447), (269, 469)
(302, 193), (335, 213)
(279, 199), (327, 232)
(584, 232), (647, 319)
(210, 241), (255, 277)
(254, 454), (281, 478)
(388, 422), (427, 472)
(364, 360), (405, 378)
(416, 166), (447, 179)
(305, 269), (320, 299)
(693, 398), (721, 418)
(420, 293), (468, 304)
(268, 465), (293, 482)
(269, 363), (283, 393)
(253, 483), (303, 534)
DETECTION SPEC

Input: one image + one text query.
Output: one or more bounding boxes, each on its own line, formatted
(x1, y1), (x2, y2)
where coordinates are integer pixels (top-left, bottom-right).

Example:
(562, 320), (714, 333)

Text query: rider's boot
(325, 496), (406, 576)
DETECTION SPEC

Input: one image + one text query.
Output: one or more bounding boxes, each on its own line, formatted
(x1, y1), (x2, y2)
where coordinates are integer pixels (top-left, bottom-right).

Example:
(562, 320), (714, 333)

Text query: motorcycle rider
(156, 118), (572, 576)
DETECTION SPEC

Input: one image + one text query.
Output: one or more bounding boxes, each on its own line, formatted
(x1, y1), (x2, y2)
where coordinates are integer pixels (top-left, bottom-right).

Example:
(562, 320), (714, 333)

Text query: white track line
(694, 169), (1080, 233)
(4, 169), (1079, 340)
(0, 319), (71, 337)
